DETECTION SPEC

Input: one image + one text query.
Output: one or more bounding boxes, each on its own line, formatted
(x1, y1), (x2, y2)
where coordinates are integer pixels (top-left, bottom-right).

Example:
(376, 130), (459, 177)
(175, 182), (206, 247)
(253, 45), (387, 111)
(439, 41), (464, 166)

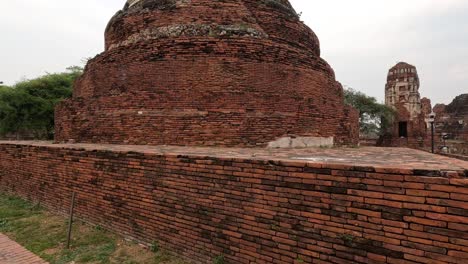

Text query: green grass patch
(0, 193), (185, 264)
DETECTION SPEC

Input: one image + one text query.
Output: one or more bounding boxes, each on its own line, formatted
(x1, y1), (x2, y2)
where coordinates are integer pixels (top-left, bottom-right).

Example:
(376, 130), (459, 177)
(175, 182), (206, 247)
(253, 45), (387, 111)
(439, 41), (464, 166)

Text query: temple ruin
(434, 94), (468, 156)
(383, 62), (467, 156)
(383, 62), (431, 148)
(54, 0), (359, 148)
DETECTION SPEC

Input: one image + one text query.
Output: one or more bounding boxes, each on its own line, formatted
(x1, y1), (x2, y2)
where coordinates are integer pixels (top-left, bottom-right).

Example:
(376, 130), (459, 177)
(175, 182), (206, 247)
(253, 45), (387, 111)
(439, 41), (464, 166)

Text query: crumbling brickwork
(434, 94), (468, 156)
(1, 142), (467, 264)
(54, 0), (359, 147)
(383, 62), (430, 148)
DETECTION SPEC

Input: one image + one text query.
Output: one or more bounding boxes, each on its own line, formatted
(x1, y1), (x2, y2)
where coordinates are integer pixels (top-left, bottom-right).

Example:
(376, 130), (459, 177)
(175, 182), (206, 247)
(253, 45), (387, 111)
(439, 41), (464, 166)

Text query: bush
(344, 88), (395, 137)
(0, 66), (82, 139)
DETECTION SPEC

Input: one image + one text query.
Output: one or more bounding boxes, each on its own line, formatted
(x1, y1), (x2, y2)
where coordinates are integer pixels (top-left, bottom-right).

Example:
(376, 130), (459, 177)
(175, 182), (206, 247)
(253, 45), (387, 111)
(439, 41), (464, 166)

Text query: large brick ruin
(382, 62), (431, 148)
(382, 62), (467, 157)
(434, 94), (468, 157)
(54, 0), (359, 148)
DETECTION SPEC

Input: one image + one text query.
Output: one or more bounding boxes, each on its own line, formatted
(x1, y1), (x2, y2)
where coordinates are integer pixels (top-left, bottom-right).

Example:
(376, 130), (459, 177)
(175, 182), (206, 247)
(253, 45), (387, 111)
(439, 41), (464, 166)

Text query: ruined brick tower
(55, 0), (359, 147)
(384, 62), (430, 147)
(385, 62), (421, 119)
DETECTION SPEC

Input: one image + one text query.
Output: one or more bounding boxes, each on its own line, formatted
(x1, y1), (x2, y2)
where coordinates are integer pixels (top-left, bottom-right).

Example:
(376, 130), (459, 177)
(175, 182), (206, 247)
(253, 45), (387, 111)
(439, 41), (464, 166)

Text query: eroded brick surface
(54, 0), (359, 147)
(434, 95), (468, 156)
(0, 142), (467, 264)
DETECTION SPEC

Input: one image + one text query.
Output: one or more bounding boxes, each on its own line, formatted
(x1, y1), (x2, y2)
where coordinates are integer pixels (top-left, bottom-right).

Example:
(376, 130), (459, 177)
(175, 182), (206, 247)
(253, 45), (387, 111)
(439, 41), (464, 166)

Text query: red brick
(427, 184), (468, 194)
(426, 198), (468, 210)
(406, 189), (450, 198)
(403, 230), (449, 242)
(367, 173), (404, 181)
(451, 193), (468, 201)
(366, 198), (403, 208)
(425, 252), (466, 264)
(367, 253), (387, 262)
(348, 207), (381, 218)
(426, 212), (468, 223)
(404, 254), (446, 264)
(387, 257), (419, 264)
(450, 179), (468, 187)
(349, 189), (384, 199)
(448, 223), (468, 232)
(404, 216), (447, 228)
(384, 193), (425, 203)
(404, 176), (450, 184)
(401, 241), (447, 254)
(450, 237), (468, 247)
(402, 202), (446, 213)
(448, 250), (468, 259)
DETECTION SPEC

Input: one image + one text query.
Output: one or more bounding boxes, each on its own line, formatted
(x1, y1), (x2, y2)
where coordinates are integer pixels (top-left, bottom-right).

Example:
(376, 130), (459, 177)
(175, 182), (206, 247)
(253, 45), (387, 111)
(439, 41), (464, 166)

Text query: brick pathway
(1, 141), (467, 173)
(0, 234), (48, 264)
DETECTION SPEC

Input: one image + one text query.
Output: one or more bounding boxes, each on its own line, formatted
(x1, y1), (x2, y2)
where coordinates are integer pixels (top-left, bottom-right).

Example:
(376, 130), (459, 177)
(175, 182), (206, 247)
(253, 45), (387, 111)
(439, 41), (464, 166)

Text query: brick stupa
(55, 0), (359, 147)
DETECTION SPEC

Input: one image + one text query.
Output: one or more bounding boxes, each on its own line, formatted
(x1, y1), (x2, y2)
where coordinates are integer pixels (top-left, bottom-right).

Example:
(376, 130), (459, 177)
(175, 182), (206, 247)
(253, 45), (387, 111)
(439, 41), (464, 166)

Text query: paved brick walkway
(1, 141), (467, 173)
(0, 234), (48, 264)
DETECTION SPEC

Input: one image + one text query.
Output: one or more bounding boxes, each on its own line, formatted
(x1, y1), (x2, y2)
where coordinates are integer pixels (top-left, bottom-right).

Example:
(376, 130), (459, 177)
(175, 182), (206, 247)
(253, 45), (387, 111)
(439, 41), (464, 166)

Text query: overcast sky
(1, 0), (467, 104)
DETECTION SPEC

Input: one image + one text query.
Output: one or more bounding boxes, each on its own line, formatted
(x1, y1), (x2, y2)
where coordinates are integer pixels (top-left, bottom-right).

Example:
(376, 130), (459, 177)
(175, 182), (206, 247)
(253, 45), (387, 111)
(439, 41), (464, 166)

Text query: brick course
(0, 142), (467, 264)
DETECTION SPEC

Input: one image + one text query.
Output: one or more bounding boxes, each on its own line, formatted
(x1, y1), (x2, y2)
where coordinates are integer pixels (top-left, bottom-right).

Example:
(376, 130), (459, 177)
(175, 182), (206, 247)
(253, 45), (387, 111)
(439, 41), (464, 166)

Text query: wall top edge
(0, 141), (466, 177)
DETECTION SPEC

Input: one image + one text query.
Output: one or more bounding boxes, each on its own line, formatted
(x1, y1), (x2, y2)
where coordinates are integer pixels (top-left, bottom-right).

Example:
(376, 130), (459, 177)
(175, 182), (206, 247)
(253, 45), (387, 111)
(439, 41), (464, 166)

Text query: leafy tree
(0, 67), (82, 139)
(344, 88), (395, 137)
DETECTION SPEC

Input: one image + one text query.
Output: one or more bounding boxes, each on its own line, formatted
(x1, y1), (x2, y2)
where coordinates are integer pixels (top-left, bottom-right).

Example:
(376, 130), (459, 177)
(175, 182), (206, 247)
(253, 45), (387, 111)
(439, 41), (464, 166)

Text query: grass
(0, 193), (186, 264)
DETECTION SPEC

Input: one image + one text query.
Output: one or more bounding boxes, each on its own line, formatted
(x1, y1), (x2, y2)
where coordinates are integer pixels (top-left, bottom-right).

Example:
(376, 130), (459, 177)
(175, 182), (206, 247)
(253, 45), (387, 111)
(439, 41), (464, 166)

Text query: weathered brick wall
(54, 0), (359, 147)
(1, 143), (467, 264)
(433, 95), (468, 156)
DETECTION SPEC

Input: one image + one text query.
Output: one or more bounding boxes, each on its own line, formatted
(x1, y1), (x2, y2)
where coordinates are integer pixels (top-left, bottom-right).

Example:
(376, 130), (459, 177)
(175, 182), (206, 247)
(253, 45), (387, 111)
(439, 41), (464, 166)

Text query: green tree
(0, 67), (82, 139)
(344, 88), (395, 137)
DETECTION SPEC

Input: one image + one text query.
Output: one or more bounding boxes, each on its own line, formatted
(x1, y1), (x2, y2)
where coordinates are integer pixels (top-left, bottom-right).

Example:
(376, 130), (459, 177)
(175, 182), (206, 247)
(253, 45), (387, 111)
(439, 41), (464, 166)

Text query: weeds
(213, 255), (225, 264)
(0, 193), (185, 264)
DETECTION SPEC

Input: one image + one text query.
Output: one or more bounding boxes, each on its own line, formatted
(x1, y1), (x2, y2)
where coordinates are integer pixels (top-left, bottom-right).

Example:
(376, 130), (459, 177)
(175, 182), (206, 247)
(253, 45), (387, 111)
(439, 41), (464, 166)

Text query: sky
(1, 0), (467, 104)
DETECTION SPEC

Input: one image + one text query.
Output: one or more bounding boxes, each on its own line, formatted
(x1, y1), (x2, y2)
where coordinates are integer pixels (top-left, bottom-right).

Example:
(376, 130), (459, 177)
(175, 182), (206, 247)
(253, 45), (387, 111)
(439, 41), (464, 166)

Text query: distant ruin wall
(1, 143), (468, 264)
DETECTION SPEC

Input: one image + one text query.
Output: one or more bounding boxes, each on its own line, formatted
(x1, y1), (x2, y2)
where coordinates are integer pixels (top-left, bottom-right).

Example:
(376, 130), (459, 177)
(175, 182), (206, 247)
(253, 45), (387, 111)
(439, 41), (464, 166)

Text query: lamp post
(428, 112), (436, 153)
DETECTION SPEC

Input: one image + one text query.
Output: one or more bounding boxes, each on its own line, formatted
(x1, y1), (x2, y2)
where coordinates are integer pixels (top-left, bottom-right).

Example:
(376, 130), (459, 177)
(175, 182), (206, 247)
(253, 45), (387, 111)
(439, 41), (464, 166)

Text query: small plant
(94, 225), (103, 231)
(213, 255), (225, 264)
(296, 257), (305, 263)
(30, 202), (42, 212)
(271, 224), (280, 231)
(0, 219), (8, 229)
(150, 241), (160, 253)
(338, 234), (355, 243)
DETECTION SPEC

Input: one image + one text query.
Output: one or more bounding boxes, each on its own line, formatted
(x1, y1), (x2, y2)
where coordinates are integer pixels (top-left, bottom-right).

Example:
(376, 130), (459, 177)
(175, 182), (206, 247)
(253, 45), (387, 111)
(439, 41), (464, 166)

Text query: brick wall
(1, 143), (467, 264)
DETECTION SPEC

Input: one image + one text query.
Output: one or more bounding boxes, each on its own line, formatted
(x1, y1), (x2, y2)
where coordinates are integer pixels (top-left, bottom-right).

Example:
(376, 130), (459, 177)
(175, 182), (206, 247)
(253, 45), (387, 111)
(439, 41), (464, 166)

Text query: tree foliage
(0, 67), (82, 139)
(344, 88), (395, 137)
